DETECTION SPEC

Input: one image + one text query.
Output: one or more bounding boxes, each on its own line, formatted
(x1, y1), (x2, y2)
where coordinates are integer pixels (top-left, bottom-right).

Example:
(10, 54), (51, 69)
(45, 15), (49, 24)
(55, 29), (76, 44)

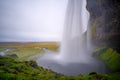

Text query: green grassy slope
(95, 48), (120, 72)
(0, 56), (120, 80)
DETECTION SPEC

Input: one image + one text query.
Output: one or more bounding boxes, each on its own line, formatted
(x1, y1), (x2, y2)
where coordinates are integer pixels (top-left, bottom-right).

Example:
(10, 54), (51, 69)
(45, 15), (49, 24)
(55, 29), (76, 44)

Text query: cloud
(0, 0), (68, 42)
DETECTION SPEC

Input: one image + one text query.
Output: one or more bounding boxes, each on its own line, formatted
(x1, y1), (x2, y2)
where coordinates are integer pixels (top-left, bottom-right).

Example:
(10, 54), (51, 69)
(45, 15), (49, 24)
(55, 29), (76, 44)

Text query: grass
(0, 42), (59, 61)
(0, 47), (43, 61)
(100, 48), (120, 72)
(0, 56), (61, 80)
(8, 47), (44, 61)
(0, 42), (59, 50)
(0, 56), (120, 80)
(94, 48), (120, 72)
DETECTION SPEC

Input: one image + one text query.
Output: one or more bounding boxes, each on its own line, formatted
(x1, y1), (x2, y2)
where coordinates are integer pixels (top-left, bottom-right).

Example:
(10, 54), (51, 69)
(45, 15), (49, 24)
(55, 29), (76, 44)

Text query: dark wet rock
(25, 60), (38, 68)
(87, 0), (120, 52)
(89, 72), (97, 75)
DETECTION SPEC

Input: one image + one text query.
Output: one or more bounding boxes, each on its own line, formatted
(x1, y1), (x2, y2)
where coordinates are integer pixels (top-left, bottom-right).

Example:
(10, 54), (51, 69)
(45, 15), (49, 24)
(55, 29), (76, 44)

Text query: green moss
(91, 20), (97, 37)
(0, 56), (60, 79)
(97, 48), (120, 71)
(0, 56), (120, 80)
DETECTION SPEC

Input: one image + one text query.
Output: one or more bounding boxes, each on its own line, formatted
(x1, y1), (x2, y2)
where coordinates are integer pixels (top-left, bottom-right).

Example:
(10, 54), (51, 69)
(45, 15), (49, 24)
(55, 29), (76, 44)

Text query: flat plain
(0, 42), (59, 61)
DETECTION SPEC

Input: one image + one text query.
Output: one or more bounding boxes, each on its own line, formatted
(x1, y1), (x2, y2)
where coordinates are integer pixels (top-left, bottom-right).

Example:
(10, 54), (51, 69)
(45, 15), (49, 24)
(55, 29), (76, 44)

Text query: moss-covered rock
(94, 48), (120, 72)
(100, 48), (120, 72)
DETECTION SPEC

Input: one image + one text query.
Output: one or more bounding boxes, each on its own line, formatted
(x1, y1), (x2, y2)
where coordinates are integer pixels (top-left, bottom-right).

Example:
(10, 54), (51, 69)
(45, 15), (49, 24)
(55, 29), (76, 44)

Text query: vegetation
(0, 42), (59, 61)
(95, 48), (120, 72)
(0, 56), (61, 80)
(91, 20), (97, 37)
(0, 56), (120, 80)
(0, 43), (120, 80)
(0, 42), (59, 51)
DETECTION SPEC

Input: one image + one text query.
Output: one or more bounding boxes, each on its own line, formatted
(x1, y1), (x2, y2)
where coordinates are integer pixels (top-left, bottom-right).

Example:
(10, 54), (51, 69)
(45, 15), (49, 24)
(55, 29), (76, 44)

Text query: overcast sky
(0, 0), (68, 42)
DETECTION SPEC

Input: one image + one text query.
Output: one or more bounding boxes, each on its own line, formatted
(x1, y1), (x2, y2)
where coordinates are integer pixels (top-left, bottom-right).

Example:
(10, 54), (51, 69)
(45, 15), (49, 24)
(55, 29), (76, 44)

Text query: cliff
(87, 0), (120, 52)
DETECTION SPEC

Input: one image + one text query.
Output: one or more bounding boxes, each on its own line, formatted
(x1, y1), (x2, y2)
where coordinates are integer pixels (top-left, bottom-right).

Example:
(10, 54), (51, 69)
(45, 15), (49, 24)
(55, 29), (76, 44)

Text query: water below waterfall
(36, 0), (108, 75)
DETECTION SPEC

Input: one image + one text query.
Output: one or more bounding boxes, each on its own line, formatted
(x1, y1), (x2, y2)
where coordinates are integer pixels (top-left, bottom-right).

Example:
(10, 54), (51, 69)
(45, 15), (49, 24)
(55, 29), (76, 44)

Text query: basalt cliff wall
(87, 0), (120, 52)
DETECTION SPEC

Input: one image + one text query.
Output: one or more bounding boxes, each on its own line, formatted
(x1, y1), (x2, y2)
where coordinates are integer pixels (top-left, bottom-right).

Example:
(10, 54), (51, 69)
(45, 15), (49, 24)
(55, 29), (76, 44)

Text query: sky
(0, 0), (68, 42)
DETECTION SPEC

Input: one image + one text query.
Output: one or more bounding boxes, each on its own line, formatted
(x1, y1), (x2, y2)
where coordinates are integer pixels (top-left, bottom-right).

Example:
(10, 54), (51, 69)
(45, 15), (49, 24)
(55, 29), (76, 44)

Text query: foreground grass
(0, 56), (61, 80)
(0, 56), (120, 80)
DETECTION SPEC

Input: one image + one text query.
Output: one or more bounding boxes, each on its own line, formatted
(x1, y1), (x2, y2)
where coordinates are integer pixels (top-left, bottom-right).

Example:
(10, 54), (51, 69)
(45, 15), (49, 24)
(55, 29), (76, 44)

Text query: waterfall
(58, 0), (91, 63)
(36, 0), (107, 75)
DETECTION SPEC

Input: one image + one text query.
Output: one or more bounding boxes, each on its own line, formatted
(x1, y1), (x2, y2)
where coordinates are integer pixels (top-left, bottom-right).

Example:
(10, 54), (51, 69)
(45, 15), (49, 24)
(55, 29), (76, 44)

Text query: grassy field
(0, 56), (120, 80)
(0, 42), (59, 61)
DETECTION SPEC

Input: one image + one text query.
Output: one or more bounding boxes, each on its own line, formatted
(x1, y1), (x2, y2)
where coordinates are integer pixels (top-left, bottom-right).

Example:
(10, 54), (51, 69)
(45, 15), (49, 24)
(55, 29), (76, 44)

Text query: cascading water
(58, 0), (91, 63)
(36, 0), (108, 75)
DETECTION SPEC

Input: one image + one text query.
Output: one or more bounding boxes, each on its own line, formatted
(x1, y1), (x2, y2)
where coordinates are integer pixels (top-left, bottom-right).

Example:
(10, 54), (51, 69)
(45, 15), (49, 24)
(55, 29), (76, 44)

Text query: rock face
(87, 0), (120, 52)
